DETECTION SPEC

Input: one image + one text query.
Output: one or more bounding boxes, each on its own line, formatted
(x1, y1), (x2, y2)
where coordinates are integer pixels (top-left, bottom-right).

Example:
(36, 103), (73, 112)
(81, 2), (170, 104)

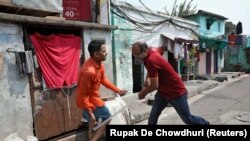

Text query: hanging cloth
(25, 50), (34, 74)
(174, 42), (184, 60)
(236, 21), (242, 35)
(247, 36), (250, 48)
(228, 34), (236, 47)
(30, 33), (81, 89)
(195, 47), (200, 62)
(15, 52), (26, 77)
(236, 35), (243, 46)
(183, 44), (189, 62)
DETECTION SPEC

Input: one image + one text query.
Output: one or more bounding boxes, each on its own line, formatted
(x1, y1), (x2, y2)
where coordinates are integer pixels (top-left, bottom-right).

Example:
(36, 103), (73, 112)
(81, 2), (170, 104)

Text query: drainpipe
(111, 13), (117, 85)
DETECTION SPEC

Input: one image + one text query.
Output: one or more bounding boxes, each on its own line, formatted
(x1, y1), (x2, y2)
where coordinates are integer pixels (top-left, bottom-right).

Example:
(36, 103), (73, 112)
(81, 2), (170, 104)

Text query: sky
(120, 0), (250, 35)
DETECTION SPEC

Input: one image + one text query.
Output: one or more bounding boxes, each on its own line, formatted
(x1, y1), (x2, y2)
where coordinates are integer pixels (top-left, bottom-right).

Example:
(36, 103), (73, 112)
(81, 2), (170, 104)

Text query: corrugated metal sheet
(12, 0), (62, 13)
(29, 51), (83, 140)
(32, 88), (83, 140)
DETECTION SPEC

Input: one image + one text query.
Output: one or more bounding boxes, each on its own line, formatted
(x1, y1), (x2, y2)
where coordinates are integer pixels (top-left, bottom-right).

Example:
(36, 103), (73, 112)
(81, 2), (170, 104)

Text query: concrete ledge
(121, 93), (139, 104)
(212, 72), (245, 82)
(120, 93), (152, 124)
(129, 102), (151, 123)
(186, 80), (219, 97)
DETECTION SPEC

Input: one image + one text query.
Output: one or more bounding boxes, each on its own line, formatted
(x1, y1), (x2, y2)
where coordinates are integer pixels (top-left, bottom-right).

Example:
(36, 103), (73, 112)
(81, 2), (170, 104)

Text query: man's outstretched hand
(138, 92), (147, 100)
(118, 90), (127, 96)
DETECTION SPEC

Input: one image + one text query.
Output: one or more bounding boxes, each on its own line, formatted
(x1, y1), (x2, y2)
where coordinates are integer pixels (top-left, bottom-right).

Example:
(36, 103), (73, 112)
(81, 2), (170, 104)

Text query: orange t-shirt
(76, 58), (120, 112)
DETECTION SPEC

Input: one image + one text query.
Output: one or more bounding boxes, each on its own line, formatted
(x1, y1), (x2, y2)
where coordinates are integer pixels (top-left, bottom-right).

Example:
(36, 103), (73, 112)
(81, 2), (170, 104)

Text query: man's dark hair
(132, 41), (148, 52)
(88, 40), (106, 56)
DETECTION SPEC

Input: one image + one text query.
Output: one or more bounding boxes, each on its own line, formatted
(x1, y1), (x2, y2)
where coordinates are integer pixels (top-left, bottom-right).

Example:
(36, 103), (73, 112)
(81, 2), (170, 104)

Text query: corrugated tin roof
(184, 10), (228, 20)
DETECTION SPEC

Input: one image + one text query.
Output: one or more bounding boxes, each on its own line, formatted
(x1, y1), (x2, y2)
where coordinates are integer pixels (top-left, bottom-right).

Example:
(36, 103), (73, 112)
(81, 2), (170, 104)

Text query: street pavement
(136, 72), (250, 125)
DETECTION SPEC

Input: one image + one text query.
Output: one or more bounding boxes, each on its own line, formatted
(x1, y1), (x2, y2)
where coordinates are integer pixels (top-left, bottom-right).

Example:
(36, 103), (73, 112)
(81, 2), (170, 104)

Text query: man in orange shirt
(76, 40), (127, 141)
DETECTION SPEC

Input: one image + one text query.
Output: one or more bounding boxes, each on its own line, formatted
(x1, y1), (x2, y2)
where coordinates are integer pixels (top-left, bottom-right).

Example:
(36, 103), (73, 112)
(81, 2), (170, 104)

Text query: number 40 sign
(62, 0), (92, 21)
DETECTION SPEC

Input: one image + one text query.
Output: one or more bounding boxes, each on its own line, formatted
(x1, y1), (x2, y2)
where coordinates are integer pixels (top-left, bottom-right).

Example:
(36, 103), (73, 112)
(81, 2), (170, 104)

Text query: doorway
(132, 56), (144, 93)
(24, 25), (84, 140)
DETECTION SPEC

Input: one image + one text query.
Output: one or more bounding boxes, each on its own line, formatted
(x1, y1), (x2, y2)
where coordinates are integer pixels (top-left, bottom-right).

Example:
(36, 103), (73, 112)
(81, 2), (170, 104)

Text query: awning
(161, 32), (198, 43)
(136, 22), (198, 48)
(199, 36), (228, 50)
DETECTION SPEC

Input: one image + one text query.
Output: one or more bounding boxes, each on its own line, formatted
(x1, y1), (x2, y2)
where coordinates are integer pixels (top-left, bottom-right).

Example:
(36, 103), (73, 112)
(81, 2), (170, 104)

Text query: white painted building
(111, 1), (199, 93)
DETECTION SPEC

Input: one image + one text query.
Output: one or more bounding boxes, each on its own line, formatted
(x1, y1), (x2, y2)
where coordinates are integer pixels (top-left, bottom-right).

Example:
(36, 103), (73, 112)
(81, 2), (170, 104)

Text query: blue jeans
(83, 105), (111, 122)
(148, 92), (209, 125)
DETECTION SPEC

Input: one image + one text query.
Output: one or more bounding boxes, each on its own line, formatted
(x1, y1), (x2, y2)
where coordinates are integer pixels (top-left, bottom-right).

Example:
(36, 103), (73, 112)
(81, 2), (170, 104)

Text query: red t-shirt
(144, 50), (187, 100)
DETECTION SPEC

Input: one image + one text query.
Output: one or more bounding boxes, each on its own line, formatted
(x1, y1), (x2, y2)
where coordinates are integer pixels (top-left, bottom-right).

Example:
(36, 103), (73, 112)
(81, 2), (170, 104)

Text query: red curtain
(30, 33), (81, 89)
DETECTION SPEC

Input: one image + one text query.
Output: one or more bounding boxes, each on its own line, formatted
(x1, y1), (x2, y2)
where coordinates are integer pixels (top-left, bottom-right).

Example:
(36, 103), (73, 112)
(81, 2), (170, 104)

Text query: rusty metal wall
(29, 62), (83, 140)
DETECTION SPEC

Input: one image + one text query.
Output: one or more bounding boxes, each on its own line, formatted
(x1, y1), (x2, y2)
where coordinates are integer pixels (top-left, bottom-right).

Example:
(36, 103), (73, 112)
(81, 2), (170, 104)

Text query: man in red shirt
(76, 40), (127, 141)
(132, 41), (209, 125)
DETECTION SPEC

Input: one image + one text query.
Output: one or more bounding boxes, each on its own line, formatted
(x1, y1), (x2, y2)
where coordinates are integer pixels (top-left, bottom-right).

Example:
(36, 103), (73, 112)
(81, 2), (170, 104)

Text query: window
(206, 18), (215, 30)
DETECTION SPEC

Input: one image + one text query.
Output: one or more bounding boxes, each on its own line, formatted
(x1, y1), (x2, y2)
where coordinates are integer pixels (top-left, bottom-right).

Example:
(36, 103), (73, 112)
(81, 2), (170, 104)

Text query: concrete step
(185, 80), (219, 97)
(197, 72), (245, 82)
(129, 101), (151, 123)
(121, 93), (152, 124)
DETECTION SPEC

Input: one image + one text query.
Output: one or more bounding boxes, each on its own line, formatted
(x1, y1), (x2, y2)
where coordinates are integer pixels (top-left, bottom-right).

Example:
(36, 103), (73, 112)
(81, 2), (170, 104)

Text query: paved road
(138, 74), (250, 125)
